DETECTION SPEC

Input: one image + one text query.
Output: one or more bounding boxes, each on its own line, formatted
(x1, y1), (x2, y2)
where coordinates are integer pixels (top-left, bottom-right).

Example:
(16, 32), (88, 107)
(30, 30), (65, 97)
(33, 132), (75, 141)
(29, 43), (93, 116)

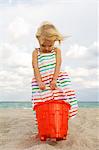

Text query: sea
(0, 101), (98, 109)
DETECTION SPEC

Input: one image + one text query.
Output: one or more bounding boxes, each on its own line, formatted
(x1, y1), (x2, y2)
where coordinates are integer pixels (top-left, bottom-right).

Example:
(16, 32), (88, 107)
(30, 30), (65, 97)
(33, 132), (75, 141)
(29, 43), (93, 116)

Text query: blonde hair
(36, 21), (71, 44)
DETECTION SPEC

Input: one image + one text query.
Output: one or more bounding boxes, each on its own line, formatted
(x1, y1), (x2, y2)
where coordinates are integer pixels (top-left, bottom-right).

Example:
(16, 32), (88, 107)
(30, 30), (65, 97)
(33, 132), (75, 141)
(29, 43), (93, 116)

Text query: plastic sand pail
(34, 100), (71, 141)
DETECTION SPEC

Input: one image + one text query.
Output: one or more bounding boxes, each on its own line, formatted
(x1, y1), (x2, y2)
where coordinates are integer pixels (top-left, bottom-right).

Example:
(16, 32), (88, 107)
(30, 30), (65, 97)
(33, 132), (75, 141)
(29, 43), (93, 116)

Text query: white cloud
(63, 66), (98, 89)
(8, 17), (31, 39)
(0, 43), (17, 61)
(61, 41), (97, 71)
(65, 41), (98, 59)
(65, 66), (97, 77)
(74, 77), (98, 89)
(0, 41), (33, 99)
(65, 44), (87, 58)
(0, 42), (32, 67)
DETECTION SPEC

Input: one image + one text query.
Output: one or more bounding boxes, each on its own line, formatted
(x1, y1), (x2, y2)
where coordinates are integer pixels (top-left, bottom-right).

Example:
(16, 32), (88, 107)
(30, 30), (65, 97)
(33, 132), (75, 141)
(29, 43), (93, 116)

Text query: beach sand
(0, 108), (98, 150)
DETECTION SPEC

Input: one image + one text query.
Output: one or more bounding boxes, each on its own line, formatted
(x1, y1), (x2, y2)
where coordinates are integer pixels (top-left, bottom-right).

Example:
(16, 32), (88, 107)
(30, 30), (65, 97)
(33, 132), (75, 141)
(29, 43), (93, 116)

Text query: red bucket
(34, 100), (71, 141)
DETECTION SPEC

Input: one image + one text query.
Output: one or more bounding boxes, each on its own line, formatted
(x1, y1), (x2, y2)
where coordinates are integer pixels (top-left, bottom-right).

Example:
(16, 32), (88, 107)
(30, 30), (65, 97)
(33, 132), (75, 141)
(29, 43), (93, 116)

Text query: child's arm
(32, 49), (42, 83)
(52, 48), (62, 81)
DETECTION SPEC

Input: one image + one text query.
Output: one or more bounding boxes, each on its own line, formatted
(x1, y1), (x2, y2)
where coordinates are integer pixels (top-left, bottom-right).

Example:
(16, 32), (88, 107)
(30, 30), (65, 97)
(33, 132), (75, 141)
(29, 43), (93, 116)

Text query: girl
(31, 21), (78, 123)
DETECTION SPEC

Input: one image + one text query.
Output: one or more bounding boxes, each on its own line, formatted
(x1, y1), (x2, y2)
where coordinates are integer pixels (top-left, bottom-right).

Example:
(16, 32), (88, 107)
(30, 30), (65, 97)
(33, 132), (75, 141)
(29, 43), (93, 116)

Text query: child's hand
(50, 80), (57, 90)
(38, 81), (46, 90)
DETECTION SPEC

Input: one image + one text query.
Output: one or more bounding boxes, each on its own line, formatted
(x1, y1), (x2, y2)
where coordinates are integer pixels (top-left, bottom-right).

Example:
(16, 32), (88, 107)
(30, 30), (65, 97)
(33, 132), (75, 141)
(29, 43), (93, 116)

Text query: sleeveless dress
(31, 48), (78, 119)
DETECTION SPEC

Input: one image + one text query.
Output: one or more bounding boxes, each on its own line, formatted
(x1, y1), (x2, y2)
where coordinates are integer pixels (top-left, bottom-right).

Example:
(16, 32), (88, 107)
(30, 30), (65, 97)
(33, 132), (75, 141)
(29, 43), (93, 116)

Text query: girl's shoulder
(32, 48), (39, 55)
(54, 47), (61, 53)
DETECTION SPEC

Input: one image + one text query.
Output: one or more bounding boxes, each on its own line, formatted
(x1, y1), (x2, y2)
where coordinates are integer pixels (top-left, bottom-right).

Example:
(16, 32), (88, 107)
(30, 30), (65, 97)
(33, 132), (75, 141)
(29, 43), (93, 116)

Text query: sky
(0, 0), (98, 102)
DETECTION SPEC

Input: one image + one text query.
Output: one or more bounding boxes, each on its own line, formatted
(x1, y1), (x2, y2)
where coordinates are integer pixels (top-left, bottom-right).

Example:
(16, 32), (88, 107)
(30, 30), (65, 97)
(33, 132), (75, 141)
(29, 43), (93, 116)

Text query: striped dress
(31, 48), (78, 119)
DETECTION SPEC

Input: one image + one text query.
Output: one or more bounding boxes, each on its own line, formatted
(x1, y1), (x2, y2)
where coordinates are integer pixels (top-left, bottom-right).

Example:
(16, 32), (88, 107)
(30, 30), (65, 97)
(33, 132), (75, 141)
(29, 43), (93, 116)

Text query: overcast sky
(0, 0), (98, 102)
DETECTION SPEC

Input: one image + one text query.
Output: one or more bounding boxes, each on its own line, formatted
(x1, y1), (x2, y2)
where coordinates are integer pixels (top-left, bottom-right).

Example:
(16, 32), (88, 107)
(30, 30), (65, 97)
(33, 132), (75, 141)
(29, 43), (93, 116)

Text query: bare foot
(35, 133), (39, 139)
(50, 138), (57, 142)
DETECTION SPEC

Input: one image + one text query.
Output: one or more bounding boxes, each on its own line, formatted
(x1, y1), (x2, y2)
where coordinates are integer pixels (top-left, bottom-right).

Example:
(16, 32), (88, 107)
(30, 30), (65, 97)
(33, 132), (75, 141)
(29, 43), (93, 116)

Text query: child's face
(39, 39), (55, 52)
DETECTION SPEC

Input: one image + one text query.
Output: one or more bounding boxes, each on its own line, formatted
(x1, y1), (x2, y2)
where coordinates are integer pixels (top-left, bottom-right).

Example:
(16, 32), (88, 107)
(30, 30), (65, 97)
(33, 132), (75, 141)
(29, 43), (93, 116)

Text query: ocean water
(0, 101), (98, 109)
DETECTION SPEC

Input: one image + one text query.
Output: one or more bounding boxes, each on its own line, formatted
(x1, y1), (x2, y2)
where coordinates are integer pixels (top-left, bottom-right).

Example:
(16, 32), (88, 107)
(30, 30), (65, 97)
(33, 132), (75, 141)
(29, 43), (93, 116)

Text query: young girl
(31, 21), (78, 121)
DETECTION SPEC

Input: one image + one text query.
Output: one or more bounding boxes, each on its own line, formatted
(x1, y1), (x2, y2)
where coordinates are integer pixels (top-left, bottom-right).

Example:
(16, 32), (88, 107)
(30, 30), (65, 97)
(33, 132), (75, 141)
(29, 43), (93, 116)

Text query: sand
(0, 108), (98, 150)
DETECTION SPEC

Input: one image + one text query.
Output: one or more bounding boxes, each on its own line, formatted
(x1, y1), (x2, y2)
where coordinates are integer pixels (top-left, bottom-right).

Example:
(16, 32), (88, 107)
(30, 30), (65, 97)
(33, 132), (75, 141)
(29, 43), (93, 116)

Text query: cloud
(63, 66), (98, 89)
(65, 66), (97, 77)
(0, 41), (32, 96)
(0, 42), (32, 69)
(62, 41), (97, 70)
(61, 42), (98, 90)
(65, 44), (87, 58)
(65, 41), (98, 59)
(8, 17), (31, 39)
(0, 42), (33, 101)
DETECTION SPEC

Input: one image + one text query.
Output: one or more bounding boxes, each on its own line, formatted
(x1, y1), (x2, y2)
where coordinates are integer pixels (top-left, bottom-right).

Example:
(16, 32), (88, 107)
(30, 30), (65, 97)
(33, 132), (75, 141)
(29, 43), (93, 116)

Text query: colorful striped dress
(31, 48), (78, 119)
